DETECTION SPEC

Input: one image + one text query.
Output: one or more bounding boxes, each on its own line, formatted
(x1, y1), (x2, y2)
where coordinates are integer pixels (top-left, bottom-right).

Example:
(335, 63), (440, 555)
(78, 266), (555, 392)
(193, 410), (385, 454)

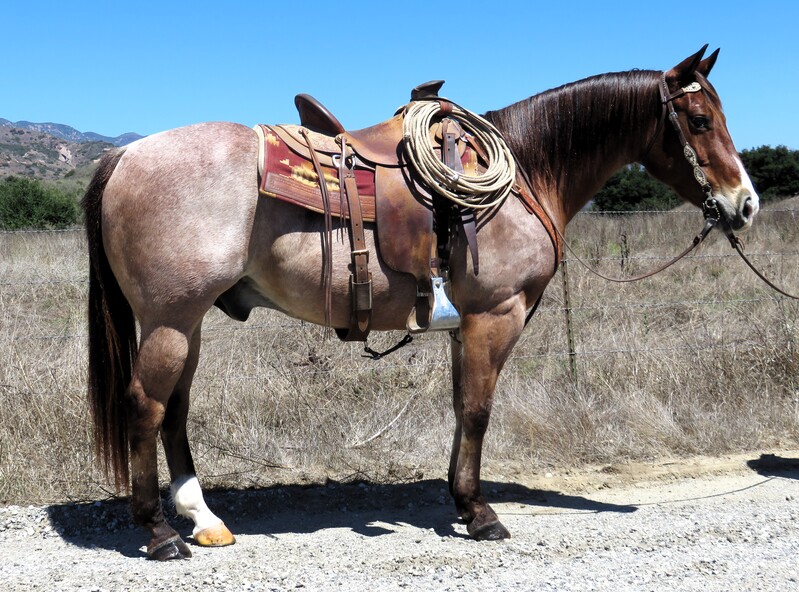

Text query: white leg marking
(171, 475), (223, 535)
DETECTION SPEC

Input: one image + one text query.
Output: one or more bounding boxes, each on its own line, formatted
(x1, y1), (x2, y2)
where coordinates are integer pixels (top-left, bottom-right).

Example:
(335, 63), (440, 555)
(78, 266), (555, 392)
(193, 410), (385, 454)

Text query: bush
(0, 176), (80, 230)
(591, 165), (680, 212)
(740, 145), (799, 202)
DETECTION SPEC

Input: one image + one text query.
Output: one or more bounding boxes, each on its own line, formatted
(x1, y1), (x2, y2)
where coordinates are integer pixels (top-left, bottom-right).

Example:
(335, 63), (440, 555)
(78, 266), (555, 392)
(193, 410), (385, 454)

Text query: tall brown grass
(1, 199), (797, 504)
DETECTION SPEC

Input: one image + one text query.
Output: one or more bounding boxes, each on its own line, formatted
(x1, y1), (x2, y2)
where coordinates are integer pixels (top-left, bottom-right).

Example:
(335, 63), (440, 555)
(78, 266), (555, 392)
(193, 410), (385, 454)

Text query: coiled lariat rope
(402, 100), (516, 209)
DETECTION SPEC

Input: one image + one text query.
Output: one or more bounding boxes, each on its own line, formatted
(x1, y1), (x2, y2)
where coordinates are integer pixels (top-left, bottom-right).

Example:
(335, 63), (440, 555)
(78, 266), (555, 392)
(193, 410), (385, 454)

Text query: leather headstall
(659, 74), (715, 208)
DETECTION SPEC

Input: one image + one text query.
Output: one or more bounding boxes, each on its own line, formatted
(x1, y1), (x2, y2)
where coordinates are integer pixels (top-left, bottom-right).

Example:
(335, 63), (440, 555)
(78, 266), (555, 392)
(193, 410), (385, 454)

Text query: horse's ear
(696, 48), (720, 78)
(665, 44), (709, 83)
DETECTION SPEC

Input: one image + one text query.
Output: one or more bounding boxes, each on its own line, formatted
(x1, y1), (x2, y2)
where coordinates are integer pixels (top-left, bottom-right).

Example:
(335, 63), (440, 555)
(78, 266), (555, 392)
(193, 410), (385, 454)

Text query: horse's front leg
(449, 298), (525, 540)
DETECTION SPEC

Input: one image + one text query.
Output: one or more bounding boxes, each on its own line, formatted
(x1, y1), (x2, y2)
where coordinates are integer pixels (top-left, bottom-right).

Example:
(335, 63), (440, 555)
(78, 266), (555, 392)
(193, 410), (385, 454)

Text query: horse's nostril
(742, 197), (754, 220)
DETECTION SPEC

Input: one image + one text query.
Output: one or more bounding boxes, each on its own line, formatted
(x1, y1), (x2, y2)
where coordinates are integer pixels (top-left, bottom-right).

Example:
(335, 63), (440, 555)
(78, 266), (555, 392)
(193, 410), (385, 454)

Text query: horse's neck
(551, 145), (644, 225)
(488, 71), (661, 227)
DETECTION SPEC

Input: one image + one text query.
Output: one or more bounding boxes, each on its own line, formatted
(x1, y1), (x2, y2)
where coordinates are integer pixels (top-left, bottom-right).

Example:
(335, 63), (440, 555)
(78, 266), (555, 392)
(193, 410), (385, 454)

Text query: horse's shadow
(45, 478), (637, 557)
(746, 453), (799, 479)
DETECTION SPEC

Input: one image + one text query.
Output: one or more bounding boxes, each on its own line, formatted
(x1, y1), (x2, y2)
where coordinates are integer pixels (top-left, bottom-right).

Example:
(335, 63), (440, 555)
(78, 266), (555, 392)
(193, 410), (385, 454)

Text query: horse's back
(101, 122), (260, 321)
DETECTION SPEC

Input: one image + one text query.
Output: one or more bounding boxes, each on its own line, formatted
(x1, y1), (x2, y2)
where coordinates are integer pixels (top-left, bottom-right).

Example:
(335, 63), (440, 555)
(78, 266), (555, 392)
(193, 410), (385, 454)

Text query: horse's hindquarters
(101, 122), (261, 324)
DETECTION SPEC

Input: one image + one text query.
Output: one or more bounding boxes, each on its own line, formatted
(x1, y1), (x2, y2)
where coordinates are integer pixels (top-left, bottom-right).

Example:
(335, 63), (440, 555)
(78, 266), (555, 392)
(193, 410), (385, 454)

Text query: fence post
(560, 259), (578, 383)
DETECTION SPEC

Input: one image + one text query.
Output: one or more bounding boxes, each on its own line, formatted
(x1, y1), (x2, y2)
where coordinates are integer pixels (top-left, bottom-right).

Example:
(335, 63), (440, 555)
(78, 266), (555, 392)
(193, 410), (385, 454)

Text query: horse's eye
(690, 115), (710, 130)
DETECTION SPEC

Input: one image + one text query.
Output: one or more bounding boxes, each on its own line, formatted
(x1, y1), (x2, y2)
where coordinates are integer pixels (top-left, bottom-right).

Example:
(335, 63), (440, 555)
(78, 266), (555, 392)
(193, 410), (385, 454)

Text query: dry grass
(1, 198), (797, 504)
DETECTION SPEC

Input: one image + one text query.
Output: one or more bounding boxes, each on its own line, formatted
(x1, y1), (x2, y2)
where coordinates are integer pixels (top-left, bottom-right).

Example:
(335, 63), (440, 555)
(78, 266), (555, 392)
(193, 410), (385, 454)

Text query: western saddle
(255, 81), (558, 343)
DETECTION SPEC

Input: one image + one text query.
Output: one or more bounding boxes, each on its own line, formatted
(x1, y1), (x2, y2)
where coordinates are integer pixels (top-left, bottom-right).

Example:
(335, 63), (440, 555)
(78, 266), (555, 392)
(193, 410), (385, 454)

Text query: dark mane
(485, 70), (662, 198)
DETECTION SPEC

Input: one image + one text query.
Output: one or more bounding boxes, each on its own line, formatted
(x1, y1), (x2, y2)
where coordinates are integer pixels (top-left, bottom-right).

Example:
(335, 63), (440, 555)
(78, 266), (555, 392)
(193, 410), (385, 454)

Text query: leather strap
(514, 166), (562, 271)
(442, 118), (479, 274)
(336, 138), (373, 340)
(660, 74), (714, 201)
(299, 128), (334, 334)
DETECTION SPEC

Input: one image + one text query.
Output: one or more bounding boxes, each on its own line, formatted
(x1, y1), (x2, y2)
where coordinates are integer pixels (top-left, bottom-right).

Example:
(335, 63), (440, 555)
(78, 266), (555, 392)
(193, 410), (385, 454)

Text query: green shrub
(591, 165), (680, 212)
(740, 145), (799, 202)
(0, 176), (80, 230)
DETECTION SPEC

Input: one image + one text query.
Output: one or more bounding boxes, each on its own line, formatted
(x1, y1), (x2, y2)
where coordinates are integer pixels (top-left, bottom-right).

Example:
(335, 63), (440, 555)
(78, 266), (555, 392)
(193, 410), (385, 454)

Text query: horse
(82, 46), (758, 560)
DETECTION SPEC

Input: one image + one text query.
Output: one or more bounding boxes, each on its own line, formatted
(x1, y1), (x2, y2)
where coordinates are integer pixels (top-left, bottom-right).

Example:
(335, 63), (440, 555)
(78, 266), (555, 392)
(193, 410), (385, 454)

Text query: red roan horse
(83, 47), (758, 559)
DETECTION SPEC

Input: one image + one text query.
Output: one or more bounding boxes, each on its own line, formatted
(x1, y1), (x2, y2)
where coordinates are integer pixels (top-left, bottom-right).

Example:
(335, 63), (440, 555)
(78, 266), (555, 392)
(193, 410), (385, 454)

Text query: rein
(564, 199), (799, 298)
(723, 227), (799, 300)
(561, 211), (718, 283)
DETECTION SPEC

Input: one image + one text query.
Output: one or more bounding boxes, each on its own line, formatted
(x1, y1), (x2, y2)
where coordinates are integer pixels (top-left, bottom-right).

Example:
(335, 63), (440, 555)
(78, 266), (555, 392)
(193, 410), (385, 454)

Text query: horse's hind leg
(128, 324), (196, 560)
(161, 325), (235, 548)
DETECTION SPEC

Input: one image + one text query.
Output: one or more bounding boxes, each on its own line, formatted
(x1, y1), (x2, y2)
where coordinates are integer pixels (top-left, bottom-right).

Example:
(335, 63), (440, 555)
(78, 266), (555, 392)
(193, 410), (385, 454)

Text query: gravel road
(2, 452), (798, 591)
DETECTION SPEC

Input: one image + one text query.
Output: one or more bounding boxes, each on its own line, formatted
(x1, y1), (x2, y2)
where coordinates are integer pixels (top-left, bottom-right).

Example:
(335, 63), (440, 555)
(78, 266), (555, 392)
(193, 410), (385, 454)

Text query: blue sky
(3, 1), (797, 150)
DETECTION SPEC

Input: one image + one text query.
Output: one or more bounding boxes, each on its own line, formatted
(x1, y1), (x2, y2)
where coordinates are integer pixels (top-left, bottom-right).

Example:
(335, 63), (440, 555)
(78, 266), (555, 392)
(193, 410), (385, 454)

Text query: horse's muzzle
(722, 195), (758, 231)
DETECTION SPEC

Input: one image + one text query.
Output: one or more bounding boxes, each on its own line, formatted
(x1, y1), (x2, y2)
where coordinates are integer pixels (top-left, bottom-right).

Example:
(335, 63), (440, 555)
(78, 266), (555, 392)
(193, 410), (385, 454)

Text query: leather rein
(562, 73), (799, 300)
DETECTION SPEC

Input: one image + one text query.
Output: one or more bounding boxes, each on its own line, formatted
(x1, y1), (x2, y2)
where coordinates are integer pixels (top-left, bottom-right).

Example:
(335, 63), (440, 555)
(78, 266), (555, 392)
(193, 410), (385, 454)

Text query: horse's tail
(81, 149), (137, 492)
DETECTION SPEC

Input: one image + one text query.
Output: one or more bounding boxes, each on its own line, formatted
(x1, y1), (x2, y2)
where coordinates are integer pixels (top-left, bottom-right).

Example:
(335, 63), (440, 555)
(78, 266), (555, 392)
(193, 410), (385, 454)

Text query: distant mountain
(0, 125), (114, 180)
(0, 119), (143, 147)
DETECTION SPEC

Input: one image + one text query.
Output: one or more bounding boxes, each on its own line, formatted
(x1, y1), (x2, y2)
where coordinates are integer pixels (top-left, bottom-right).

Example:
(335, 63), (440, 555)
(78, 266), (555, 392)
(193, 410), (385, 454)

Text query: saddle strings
(299, 127), (335, 335)
(402, 100), (516, 209)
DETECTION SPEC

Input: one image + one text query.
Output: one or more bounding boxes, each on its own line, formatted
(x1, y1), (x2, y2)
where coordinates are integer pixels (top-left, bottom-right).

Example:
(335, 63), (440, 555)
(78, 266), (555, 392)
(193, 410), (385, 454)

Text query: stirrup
(406, 277), (461, 333)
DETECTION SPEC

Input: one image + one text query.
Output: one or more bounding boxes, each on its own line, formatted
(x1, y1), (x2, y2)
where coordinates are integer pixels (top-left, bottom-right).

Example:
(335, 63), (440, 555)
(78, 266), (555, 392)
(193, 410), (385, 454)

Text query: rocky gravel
(1, 453), (798, 591)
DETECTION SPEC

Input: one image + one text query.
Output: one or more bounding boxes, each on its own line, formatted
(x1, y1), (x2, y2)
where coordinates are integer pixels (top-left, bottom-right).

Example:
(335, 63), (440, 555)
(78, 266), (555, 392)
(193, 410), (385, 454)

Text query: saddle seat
(293, 93), (403, 166)
(294, 80), (450, 167)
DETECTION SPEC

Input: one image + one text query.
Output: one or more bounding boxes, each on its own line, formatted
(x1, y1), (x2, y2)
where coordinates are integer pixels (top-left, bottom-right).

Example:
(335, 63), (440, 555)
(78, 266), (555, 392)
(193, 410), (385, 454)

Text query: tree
(739, 145), (799, 202)
(0, 176), (80, 230)
(592, 146), (799, 212)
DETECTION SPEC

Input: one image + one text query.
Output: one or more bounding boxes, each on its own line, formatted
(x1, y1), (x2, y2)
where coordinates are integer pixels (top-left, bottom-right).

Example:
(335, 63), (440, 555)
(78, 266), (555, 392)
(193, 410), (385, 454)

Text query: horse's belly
(214, 277), (284, 321)
(239, 260), (419, 331)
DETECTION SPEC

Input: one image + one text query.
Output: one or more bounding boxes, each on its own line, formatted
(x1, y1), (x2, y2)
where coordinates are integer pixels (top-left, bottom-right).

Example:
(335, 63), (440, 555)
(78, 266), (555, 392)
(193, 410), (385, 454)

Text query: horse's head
(643, 46), (759, 230)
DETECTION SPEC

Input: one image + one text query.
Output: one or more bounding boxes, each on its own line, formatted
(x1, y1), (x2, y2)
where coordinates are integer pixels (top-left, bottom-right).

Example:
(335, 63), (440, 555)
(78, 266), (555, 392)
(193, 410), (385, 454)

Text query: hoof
(468, 520), (511, 541)
(194, 522), (236, 547)
(147, 535), (192, 560)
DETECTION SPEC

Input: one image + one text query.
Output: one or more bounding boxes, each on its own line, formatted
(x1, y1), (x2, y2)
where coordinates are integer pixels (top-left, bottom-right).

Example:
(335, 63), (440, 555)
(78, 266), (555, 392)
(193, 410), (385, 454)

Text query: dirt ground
(1, 450), (798, 591)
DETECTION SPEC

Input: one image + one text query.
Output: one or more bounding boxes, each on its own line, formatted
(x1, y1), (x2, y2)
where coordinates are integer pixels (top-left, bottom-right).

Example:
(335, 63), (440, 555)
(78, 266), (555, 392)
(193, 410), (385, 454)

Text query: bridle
(563, 73), (799, 299)
(659, 74), (715, 205)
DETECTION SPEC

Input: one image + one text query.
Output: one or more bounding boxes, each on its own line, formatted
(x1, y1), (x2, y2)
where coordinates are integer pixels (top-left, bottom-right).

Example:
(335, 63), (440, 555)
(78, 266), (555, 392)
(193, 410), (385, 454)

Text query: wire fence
(1, 208), (797, 378)
(2, 207), (797, 506)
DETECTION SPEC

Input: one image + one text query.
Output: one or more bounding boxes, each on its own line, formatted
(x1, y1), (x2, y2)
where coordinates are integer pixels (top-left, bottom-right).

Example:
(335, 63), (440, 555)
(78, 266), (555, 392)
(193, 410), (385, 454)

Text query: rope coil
(402, 100), (516, 209)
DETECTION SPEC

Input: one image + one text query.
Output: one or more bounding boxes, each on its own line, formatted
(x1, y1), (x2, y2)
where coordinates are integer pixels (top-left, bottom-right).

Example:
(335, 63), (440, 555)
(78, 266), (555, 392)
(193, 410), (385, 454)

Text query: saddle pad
(255, 124), (377, 221)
